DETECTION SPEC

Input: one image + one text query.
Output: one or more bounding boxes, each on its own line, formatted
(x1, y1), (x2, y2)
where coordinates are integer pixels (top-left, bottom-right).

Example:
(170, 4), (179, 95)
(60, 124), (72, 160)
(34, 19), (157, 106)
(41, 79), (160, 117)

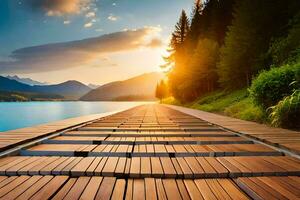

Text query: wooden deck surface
(0, 104), (299, 199)
(167, 105), (300, 154)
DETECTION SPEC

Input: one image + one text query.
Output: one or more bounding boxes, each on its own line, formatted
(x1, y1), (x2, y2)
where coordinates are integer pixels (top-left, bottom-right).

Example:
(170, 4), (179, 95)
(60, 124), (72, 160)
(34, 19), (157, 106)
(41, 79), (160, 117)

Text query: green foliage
(250, 64), (300, 109)
(217, 0), (300, 89)
(269, 90), (300, 128)
(268, 13), (300, 65)
(192, 89), (248, 112)
(164, 89), (267, 123)
(0, 90), (64, 102)
(224, 98), (267, 123)
(161, 97), (183, 106)
(175, 38), (220, 102)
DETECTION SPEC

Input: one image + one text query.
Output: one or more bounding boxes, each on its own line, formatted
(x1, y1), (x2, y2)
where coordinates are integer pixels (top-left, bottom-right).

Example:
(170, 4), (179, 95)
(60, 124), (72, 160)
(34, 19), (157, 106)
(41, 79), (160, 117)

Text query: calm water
(0, 101), (149, 132)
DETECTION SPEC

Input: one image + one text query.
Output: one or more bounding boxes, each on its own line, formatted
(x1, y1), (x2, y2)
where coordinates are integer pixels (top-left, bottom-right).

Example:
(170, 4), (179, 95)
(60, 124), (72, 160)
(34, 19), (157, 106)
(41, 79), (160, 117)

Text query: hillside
(0, 76), (91, 100)
(80, 72), (164, 101)
(0, 90), (64, 101)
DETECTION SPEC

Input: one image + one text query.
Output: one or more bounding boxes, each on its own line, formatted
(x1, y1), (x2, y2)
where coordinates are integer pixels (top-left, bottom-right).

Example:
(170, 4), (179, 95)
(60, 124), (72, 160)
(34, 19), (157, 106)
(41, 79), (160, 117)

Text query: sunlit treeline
(162, 0), (300, 103)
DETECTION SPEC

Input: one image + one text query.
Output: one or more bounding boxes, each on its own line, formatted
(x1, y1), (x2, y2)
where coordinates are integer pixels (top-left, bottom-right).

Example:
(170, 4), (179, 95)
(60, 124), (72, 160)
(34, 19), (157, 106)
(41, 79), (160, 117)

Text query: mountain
(0, 76), (91, 100)
(88, 84), (101, 89)
(80, 72), (164, 101)
(5, 75), (48, 86)
(32, 80), (91, 100)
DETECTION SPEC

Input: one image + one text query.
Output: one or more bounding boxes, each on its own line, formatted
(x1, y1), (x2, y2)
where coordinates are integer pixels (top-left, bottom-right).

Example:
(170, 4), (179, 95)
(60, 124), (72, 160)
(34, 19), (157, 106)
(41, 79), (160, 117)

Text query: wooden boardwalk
(0, 104), (299, 199)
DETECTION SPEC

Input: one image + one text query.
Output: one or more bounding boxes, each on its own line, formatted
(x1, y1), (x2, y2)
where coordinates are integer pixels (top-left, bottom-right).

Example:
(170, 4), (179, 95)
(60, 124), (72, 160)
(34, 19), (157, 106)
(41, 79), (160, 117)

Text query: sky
(0, 0), (194, 85)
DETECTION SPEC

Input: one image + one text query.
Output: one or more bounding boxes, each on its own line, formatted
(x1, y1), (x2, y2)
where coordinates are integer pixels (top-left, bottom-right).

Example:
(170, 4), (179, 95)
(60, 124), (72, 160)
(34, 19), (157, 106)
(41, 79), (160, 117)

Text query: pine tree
(164, 10), (190, 67)
(186, 0), (202, 49)
(163, 10), (190, 101)
(155, 80), (168, 102)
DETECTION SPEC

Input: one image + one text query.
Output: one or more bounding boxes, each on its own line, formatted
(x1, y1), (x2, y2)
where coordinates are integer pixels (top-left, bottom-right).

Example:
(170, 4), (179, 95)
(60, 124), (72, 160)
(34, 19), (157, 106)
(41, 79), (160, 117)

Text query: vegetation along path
(0, 104), (299, 199)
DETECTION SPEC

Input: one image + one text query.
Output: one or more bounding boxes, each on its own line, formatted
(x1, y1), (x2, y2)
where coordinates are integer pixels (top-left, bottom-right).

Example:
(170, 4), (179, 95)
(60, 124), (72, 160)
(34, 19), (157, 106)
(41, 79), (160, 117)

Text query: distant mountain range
(87, 84), (101, 89)
(80, 72), (164, 101)
(0, 72), (164, 101)
(0, 76), (91, 100)
(5, 75), (48, 86)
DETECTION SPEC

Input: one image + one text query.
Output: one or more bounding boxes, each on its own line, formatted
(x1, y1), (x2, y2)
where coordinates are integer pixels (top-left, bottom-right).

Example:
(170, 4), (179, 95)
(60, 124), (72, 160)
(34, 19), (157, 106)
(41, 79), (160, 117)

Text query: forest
(157, 0), (300, 128)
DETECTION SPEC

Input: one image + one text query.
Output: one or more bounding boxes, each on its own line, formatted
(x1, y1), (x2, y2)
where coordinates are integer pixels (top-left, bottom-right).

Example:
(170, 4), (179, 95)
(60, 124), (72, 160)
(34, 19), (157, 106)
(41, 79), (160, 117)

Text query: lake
(0, 101), (149, 132)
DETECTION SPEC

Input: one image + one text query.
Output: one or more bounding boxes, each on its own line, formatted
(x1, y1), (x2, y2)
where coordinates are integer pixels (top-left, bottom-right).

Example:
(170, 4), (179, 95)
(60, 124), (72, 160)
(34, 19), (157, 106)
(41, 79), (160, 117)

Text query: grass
(163, 88), (268, 123)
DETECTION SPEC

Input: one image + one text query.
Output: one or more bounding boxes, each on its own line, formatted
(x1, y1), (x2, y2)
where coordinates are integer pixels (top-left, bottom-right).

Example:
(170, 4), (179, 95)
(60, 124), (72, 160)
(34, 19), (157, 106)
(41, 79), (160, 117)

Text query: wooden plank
(71, 157), (95, 176)
(1, 176), (42, 199)
(145, 178), (157, 200)
(160, 157), (176, 178)
(52, 178), (77, 200)
(85, 157), (102, 176)
(235, 177), (277, 200)
(133, 179), (145, 200)
(155, 179), (168, 200)
(94, 157), (108, 176)
(184, 157), (204, 178)
(15, 176), (53, 200)
(184, 180), (203, 200)
(248, 177), (288, 199)
(151, 157), (163, 178)
(29, 176), (69, 200)
(130, 157), (141, 178)
(205, 157), (228, 177)
(79, 177), (103, 200)
(111, 179), (126, 200)
(176, 157), (193, 178)
(95, 177), (116, 200)
(205, 179), (231, 200)
(63, 177), (90, 200)
(61, 157), (83, 175)
(257, 177), (299, 199)
(196, 157), (217, 177)
(0, 176), (18, 188)
(0, 157), (29, 175)
(162, 179), (182, 200)
(176, 179), (191, 200)
(141, 157), (151, 177)
(194, 179), (217, 200)
(52, 157), (77, 175)
(217, 179), (249, 200)
(125, 179), (133, 200)
(40, 157), (69, 175)
(16, 157), (48, 175)
(171, 158), (184, 178)
(0, 176), (30, 198)
(115, 157), (127, 177)
(102, 157), (119, 176)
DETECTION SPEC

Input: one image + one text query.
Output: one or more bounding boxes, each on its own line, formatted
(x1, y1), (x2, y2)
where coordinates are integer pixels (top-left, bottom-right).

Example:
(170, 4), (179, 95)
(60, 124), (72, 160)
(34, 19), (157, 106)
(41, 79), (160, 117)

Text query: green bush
(224, 98), (267, 123)
(250, 63), (300, 108)
(269, 90), (300, 128)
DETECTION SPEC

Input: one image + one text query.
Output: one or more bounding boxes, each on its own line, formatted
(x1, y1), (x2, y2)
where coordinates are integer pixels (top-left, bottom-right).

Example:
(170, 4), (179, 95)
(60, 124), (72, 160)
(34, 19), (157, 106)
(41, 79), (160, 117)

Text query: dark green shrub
(249, 63), (300, 108)
(269, 89), (300, 128)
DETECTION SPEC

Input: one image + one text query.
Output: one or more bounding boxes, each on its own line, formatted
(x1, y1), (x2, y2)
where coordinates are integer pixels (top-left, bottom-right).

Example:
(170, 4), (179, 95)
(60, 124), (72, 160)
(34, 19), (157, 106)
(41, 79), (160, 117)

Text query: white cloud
(63, 20), (71, 24)
(107, 14), (118, 21)
(112, 3), (116, 6)
(85, 11), (95, 18)
(0, 27), (163, 73)
(84, 22), (93, 28)
(27, 0), (92, 17)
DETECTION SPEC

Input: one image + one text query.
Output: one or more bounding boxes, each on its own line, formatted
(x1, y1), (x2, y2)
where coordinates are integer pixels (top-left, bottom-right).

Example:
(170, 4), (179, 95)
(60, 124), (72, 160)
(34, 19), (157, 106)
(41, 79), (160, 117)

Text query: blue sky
(0, 0), (194, 84)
